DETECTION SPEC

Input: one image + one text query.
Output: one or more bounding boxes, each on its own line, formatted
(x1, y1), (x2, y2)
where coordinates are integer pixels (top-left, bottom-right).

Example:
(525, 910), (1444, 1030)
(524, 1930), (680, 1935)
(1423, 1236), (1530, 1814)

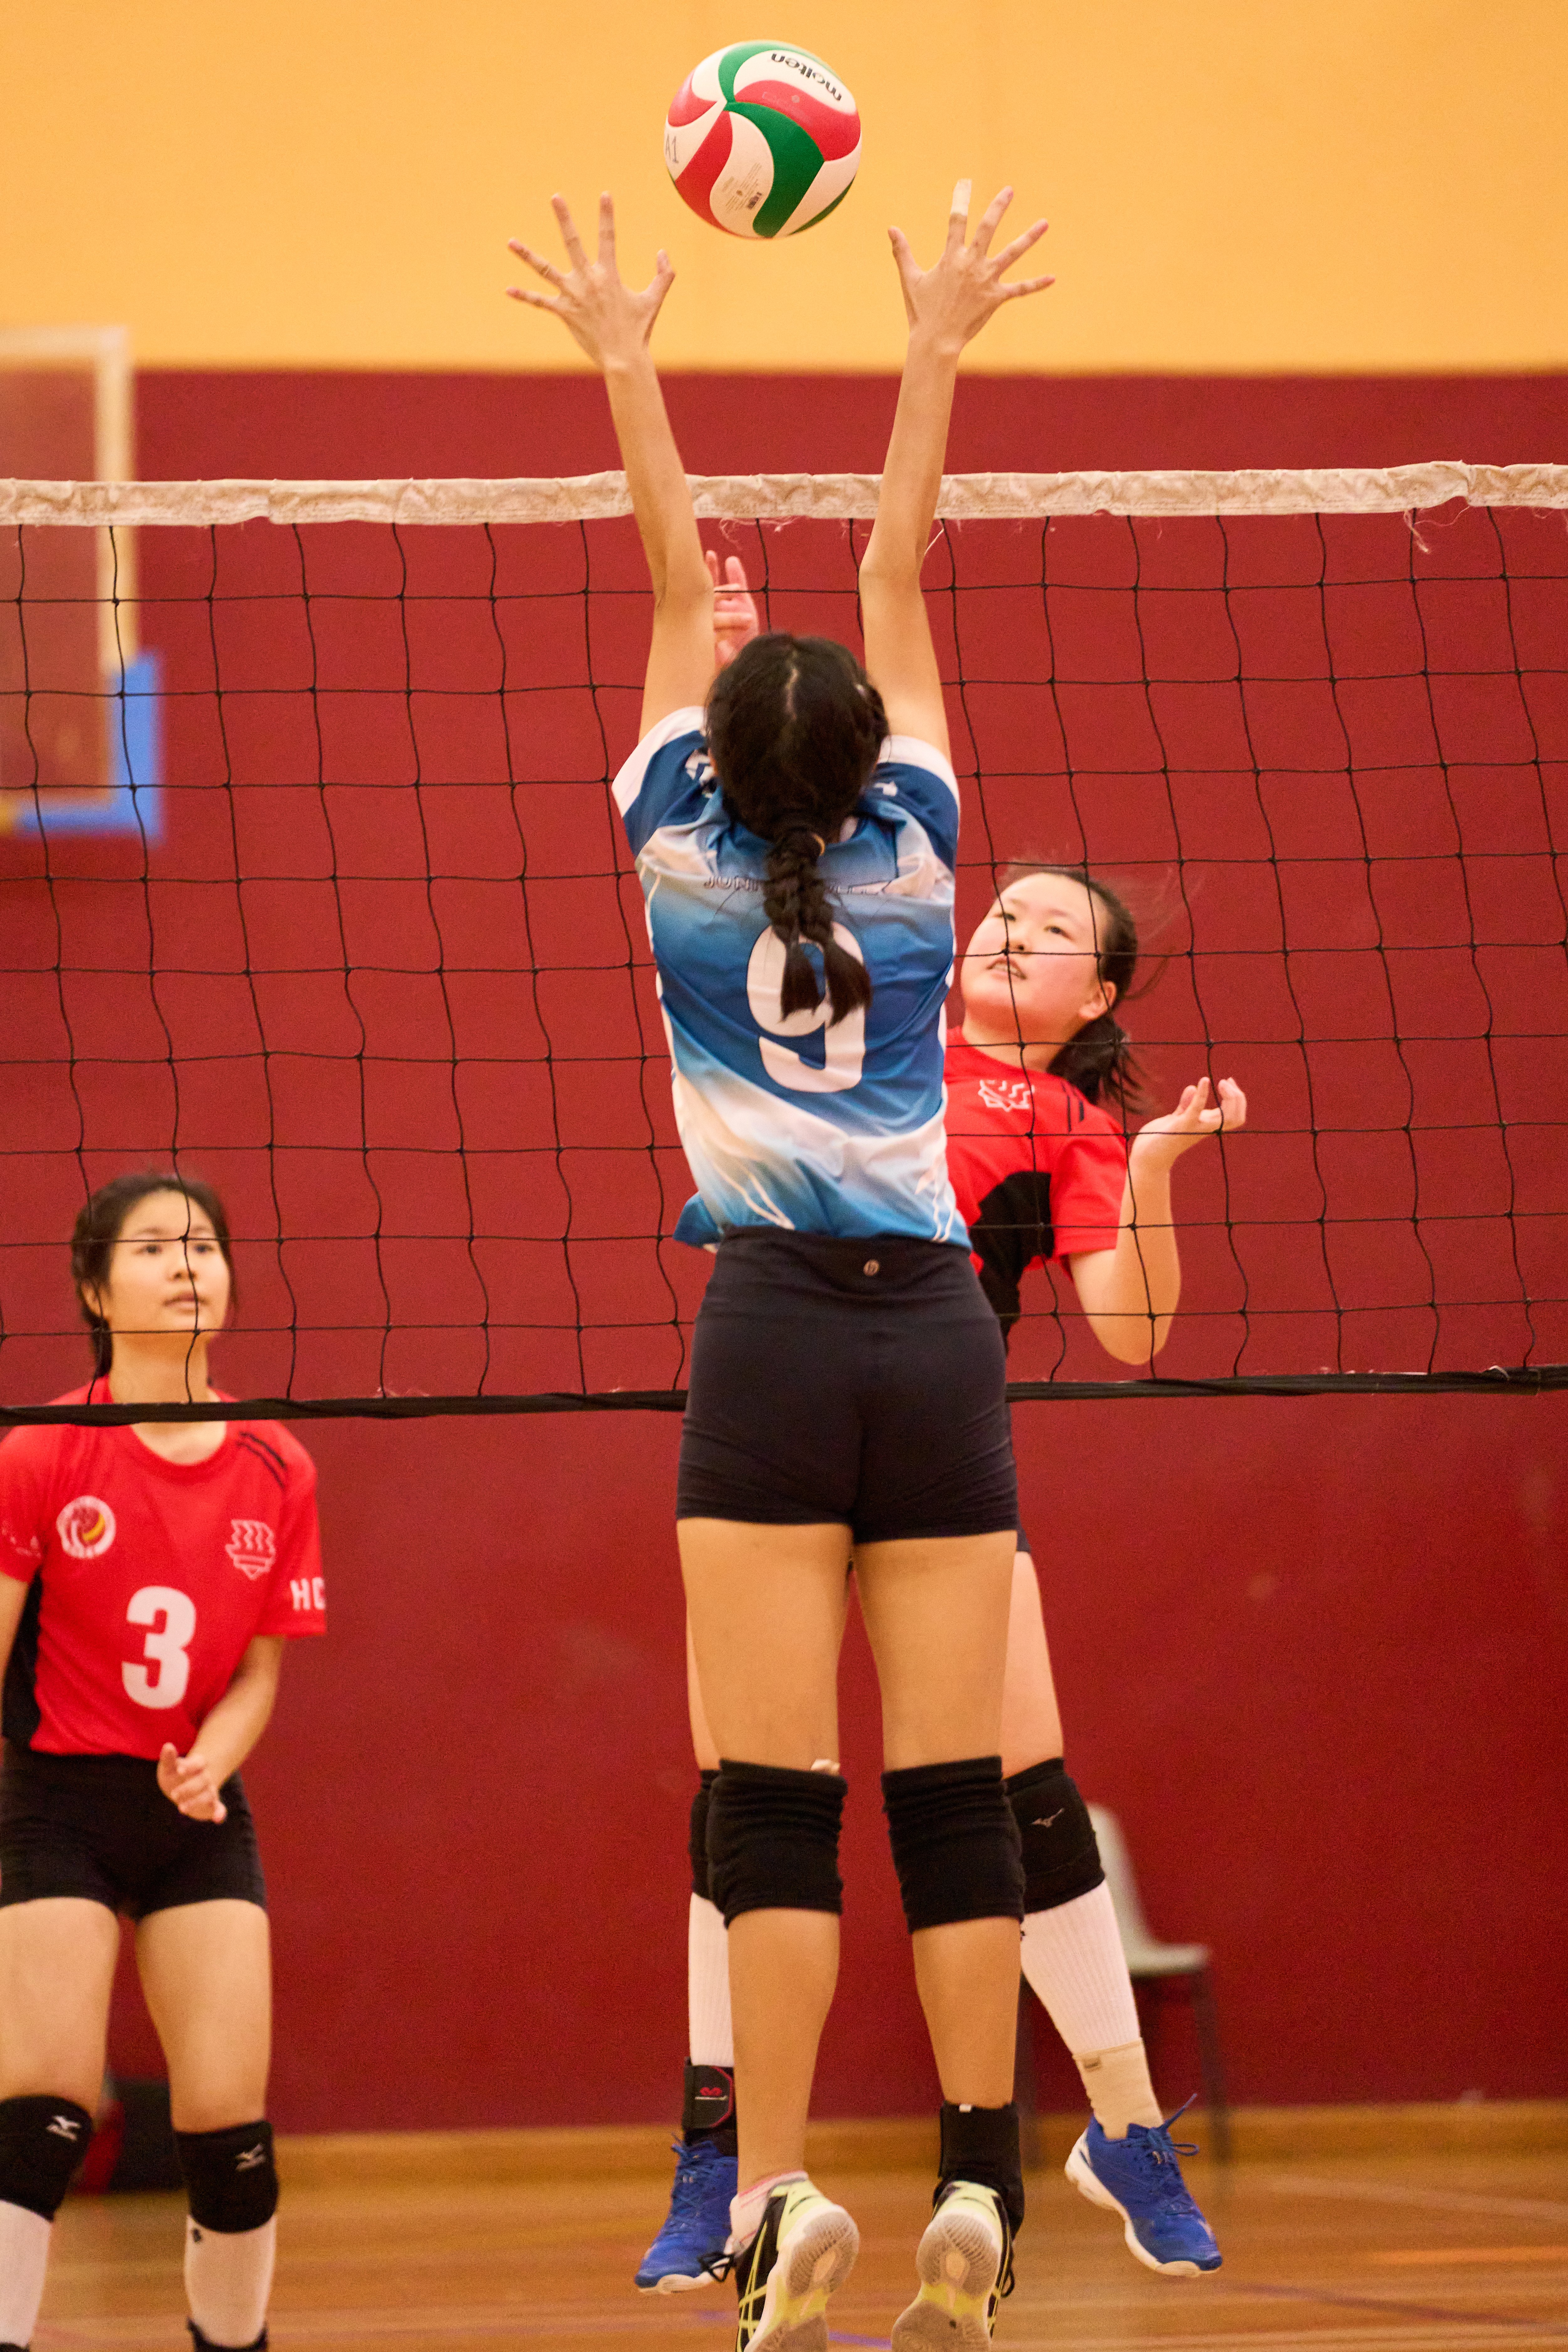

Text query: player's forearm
(861, 332), (959, 588)
(191, 1663), (279, 1786)
(1080, 1166), (1183, 1364)
(603, 353), (709, 608)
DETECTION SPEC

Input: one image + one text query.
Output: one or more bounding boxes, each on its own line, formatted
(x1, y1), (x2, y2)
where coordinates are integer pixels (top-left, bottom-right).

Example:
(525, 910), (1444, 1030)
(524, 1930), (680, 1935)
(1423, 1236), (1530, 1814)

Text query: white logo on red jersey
(57, 1496), (117, 1560)
(226, 1519), (276, 1581)
(977, 1077), (1036, 1116)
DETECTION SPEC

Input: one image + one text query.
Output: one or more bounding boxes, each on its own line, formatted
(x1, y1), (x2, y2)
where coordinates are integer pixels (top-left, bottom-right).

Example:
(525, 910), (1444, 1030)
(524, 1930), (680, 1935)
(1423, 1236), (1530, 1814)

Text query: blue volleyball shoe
(635, 2139), (738, 2293)
(1065, 2110), (1222, 2276)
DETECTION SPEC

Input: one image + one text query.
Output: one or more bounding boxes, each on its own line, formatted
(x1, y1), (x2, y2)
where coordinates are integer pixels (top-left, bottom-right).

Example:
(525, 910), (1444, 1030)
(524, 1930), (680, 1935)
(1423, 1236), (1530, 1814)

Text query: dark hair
(71, 1172), (235, 1377)
(707, 632), (885, 1025)
(997, 862), (1149, 1118)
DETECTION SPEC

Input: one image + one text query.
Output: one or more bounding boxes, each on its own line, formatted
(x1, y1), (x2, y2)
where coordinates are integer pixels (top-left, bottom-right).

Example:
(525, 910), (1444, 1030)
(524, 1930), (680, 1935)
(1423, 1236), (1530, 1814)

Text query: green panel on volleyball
(732, 104), (829, 237)
(665, 40), (861, 238)
(717, 39), (787, 101)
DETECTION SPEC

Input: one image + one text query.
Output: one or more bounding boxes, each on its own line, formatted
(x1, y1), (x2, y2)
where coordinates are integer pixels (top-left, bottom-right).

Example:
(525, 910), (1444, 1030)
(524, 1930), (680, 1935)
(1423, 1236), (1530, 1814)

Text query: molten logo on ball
(665, 41), (860, 239)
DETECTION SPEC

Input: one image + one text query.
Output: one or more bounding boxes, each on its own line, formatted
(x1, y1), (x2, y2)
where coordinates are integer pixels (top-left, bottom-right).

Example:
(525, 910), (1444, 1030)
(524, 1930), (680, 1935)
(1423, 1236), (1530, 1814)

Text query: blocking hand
(507, 194), (674, 371)
(888, 181), (1053, 356)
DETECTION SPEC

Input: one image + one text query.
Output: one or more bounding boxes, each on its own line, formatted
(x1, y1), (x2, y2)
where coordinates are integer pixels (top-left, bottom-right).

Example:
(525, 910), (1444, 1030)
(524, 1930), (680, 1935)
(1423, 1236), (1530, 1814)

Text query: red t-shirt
(944, 1039), (1128, 1332)
(0, 1393), (325, 1760)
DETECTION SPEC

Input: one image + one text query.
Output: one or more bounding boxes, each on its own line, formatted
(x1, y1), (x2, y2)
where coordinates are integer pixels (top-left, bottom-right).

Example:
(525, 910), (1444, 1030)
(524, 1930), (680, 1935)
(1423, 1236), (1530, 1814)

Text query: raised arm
(509, 194), (713, 736)
(1071, 1077), (1249, 1364)
(859, 182), (1051, 755)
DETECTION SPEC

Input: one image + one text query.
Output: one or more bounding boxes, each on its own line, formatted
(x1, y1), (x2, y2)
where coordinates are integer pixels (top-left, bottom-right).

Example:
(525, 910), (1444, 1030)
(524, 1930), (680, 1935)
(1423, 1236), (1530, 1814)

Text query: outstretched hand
(888, 181), (1052, 357)
(158, 1741), (227, 1824)
(709, 551), (761, 668)
(507, 194), (673, 371)
(1131, 1077), (1248, 1171)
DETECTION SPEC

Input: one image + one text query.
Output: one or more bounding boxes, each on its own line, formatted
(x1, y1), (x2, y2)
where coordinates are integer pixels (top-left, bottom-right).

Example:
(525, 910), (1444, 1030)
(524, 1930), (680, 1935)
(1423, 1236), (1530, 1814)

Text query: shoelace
(1131, 2101), (1205, 2209)
(664, 2139), (727, 2216)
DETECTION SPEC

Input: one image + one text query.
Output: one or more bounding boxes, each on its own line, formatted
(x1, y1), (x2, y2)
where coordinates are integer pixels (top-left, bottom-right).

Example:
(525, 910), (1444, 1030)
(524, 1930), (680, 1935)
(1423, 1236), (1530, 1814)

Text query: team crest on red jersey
(56, 1496), (117, 1560)
(977, 1076), (1036, 1117)
(226, 1519), (276, 1581)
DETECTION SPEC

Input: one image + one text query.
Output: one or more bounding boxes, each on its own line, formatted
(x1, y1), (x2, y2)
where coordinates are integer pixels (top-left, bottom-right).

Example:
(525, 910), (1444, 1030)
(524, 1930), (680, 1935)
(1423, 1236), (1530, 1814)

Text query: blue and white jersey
(613, 706), (964, 1246)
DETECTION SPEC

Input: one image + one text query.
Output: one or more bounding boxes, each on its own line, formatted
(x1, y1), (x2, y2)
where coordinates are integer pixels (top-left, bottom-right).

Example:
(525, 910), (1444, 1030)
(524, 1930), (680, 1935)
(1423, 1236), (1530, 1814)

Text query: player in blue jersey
(510, 178), (1053, 2349)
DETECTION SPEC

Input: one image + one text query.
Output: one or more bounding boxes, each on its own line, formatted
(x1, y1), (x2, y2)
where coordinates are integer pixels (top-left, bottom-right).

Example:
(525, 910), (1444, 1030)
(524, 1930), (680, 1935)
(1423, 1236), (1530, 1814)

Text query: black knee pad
(882, 1757), (1023, 1933)
(689, 1768), (719, 1904)
(1005, 1757), (1105, 1915)
(0, 2094), (94, 2220)
(174, 2120), (278, 2234)
(188, 2327), (267, 2351)
(938, 2100), (1025, 2235)
(707, 1760), (847, 1925)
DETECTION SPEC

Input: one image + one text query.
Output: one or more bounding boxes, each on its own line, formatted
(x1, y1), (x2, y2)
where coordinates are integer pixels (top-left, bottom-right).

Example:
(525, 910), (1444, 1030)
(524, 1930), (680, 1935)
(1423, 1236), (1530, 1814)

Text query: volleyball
(664, 41), (860, 239)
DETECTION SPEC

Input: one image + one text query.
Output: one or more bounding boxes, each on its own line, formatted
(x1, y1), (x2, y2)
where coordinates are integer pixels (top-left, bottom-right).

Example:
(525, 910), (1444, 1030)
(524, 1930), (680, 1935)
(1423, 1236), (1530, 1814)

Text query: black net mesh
(3, 494), (1566, 1419)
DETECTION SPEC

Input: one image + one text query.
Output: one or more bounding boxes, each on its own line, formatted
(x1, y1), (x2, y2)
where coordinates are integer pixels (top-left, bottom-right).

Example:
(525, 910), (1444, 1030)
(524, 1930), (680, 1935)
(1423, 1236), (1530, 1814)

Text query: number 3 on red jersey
(122, 1585), (196, 1711)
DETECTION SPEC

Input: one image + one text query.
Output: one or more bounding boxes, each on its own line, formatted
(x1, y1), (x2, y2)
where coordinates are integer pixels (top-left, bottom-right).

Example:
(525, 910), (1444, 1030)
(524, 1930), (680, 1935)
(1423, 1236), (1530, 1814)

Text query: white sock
(729, 2170), (807, 2253)
(1020, 1882), (1141, 2054)
(185, 2213), (276, 2348)
(689, 1894), (734, 2068)
(0, 2201), (51, 2347)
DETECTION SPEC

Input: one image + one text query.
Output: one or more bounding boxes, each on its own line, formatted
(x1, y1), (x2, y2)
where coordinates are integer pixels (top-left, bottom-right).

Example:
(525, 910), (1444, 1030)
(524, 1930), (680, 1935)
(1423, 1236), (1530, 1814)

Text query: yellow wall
(3, 0), (1565, 373)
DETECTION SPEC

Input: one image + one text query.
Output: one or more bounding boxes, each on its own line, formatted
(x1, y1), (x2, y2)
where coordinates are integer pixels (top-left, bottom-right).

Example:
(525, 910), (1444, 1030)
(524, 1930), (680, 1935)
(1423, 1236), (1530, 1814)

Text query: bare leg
(0, 1900), (120, 2352)
(680, 1519), (850, 2191)
(139, 1901), (276, 2352)
(854, 1532), (1019, 2106)
(999, 1547), (1063, 1774)
(136, 1899), (271, 2131)
(0, 1899), (120, 2112)
(686, 1619), (722, 1773)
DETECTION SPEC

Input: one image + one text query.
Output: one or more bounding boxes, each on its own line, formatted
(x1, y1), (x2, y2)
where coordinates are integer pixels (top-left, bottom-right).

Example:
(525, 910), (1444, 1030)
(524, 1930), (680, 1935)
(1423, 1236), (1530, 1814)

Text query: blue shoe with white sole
(1065, 2108), (1221, 2276)
(635, 2138), (738, 2293)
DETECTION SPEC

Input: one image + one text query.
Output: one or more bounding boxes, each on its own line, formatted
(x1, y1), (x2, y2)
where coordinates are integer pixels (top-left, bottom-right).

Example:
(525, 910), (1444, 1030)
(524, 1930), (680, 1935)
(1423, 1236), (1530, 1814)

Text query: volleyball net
(3, 465), (1566, 1422)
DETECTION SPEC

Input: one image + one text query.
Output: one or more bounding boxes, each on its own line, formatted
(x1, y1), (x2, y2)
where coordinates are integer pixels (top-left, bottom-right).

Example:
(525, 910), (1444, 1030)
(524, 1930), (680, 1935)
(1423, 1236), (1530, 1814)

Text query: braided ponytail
(763, 823), (869, 1022)
(708, 633), (885, 1026)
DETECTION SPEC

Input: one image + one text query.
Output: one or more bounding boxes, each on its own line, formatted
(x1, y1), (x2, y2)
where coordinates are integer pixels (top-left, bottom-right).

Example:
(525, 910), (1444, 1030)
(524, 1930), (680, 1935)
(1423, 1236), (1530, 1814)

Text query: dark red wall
(101, 1393), (1568, 2127)
(5, 369), (1566, 2124)
(139, 368), (1568, 480)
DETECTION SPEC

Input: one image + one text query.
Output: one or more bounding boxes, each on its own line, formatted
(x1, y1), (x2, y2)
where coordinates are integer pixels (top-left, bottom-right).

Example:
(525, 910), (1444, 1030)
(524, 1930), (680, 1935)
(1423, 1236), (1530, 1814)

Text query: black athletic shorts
(0, 1743), (267, 1919)
(678, 1230), (1018, 1543)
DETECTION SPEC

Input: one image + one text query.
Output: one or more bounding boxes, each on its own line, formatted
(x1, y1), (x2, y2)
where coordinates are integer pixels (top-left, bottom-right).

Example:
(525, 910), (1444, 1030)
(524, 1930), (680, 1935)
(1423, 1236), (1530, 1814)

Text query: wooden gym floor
(34, 2145), (1568, 2349)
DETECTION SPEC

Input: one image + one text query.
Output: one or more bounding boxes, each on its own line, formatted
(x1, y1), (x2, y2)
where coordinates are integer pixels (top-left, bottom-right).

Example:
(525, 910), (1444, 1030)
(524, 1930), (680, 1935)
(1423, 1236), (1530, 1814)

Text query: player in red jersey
(637, 576), (1249, 2295)
(0, 1173), (325, 2352)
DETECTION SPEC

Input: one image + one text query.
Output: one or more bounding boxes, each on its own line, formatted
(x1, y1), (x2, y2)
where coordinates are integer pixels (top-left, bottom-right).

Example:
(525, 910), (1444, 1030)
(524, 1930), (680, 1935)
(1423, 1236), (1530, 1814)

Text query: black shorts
(678, 1230), (1018, 1544)
(0, 1744), (267, 1919)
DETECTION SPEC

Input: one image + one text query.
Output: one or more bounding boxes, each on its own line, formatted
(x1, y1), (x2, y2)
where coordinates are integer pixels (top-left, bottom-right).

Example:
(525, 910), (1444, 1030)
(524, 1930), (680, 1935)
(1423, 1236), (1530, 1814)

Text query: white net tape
(3, 461), (1567, 528)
